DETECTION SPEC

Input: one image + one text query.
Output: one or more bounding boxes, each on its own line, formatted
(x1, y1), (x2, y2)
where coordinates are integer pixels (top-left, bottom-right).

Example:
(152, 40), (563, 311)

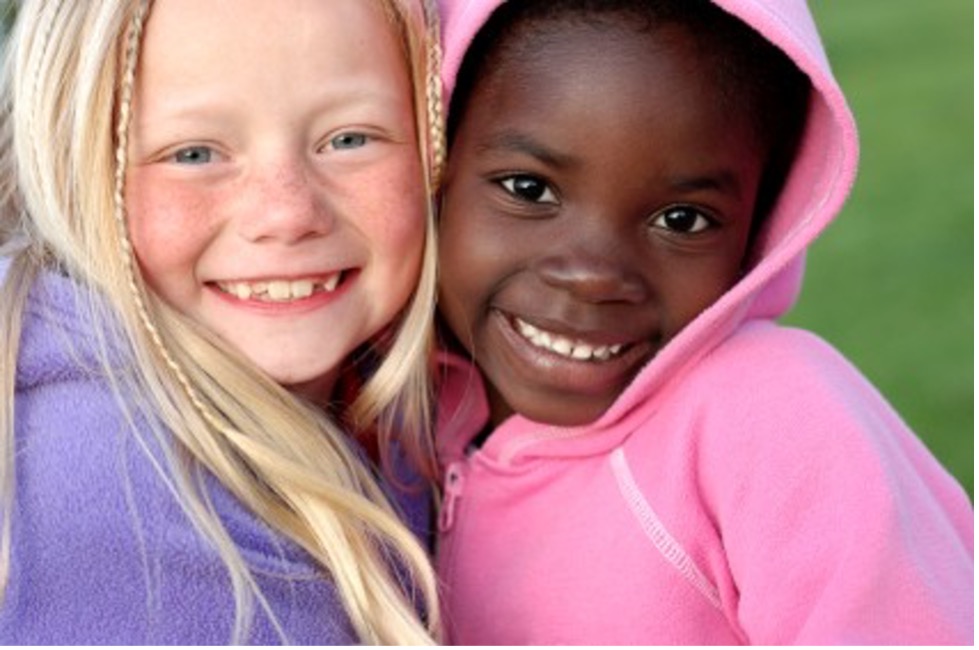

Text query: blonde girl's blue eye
(653, 206), (713, 233)
(499, 174), (558, 204)
(172, 146), (214, 165)
(330, 132), (369, 150)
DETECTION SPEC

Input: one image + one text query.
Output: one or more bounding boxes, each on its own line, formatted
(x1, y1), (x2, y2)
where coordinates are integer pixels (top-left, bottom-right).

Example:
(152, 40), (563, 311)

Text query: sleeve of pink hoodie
(697, 324), (973, 645)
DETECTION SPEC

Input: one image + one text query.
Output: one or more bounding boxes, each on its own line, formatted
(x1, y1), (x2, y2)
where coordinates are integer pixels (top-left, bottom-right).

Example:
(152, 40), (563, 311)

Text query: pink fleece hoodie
(434, 0), (974, 644)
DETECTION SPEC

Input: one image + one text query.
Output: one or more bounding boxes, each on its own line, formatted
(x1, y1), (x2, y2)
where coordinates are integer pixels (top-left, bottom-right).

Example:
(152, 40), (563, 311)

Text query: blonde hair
(0, 0), (444, 644)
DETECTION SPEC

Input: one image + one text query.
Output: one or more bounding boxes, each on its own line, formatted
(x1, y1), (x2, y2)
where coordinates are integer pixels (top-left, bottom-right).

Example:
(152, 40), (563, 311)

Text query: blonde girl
(0, 0), (444, 644)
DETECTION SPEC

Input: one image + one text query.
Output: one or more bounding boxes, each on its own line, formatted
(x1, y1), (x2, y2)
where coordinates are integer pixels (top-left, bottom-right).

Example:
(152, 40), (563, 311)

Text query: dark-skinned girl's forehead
(448, 0), (808, 156)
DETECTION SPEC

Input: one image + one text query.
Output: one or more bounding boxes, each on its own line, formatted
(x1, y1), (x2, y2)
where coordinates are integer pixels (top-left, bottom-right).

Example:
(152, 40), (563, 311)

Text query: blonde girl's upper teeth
(291, 280), (314, 298)
(234, 283), (252, 300)
(265, 279), (315, 301)
(220, 276), (338, 301)
(267, 281), (290, 300)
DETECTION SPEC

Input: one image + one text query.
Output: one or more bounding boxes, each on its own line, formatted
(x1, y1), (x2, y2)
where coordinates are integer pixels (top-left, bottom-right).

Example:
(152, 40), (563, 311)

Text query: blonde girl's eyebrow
(140, 91), (412, 129)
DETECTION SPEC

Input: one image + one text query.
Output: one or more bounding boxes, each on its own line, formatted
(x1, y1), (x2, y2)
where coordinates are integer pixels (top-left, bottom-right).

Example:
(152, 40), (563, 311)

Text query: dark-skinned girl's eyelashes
(495, 173), (559, 205)
(650, 206), (715, 234)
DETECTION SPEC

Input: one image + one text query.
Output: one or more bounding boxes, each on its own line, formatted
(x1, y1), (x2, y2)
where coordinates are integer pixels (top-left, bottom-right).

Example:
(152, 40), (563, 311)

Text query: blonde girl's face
(125, 0), (425, 402)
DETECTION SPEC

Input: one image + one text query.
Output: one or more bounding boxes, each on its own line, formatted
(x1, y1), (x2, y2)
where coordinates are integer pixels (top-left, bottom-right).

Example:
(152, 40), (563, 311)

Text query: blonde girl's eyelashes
(497, 173), (559, 204)
(171, 145), (216, 165)
(163, 132), (373, 163)
(329, 132), (369, 150)
(320, 131), (375, 153)
(651, 206), (715, 234)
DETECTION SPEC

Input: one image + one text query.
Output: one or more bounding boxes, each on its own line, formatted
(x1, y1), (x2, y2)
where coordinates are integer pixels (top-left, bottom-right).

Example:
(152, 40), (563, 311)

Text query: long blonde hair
(0, 0), (444, 644)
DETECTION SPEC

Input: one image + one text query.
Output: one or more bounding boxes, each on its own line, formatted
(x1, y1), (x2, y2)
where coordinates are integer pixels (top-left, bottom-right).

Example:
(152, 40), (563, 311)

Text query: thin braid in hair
(110, 0), (144, 263)
(111, 0), (239, 443)
(422, 0), (445, 185)
(110, 10), (303, 638)
(107, 2), (440, 641)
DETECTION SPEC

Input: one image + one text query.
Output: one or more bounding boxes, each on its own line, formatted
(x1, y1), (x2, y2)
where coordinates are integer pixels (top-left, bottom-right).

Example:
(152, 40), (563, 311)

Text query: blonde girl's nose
(236, 160), (337, 244)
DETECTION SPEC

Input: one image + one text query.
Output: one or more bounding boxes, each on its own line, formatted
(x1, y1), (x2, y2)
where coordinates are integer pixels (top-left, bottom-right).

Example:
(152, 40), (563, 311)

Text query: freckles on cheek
(365, 170), (427, 260)
(124, 173), (215, 275)
(392, 205), (427, 252)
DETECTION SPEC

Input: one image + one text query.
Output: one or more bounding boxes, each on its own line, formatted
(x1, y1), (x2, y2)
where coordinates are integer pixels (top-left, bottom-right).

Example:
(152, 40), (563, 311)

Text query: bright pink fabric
(435, 0), (974, 644)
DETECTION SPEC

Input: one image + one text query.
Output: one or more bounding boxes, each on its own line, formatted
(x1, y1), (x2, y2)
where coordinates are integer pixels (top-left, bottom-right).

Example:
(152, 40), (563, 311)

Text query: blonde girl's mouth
(214, 272), (344, 302)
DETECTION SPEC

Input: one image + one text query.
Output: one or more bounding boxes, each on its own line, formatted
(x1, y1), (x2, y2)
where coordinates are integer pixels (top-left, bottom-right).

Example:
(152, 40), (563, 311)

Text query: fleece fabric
(434, 0), (974, 644)
(0, 260), (431, 644)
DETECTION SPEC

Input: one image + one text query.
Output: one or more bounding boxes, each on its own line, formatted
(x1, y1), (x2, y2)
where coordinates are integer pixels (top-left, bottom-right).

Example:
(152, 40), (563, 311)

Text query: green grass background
(787, 0), (973, 496)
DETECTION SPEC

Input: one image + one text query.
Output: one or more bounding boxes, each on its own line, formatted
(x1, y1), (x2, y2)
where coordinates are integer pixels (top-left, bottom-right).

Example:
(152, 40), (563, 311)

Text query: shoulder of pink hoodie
(435, 0), (974, 644)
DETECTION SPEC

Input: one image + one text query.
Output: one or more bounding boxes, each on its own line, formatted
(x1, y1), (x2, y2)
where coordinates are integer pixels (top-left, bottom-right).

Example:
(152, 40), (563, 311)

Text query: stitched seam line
(611, 448), (722, 610)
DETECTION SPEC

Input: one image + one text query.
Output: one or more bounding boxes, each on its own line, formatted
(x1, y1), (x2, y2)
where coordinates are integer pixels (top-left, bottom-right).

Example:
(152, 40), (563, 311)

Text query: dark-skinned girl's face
(438, 15), (766, 427)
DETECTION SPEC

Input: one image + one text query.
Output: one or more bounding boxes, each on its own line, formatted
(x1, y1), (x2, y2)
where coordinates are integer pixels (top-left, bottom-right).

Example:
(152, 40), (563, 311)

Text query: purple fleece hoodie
(0, 260), (432, 644)
(434, 0), (973, 644)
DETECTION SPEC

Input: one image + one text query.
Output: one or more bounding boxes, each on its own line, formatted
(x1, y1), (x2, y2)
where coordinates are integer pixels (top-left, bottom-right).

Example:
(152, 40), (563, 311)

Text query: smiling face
(125, 0), (425, 403)
(438, 15), (767, 426)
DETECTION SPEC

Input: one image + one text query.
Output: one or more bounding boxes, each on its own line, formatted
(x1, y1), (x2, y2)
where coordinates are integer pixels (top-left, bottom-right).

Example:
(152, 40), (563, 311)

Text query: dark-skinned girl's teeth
(514, 317), (624, 361)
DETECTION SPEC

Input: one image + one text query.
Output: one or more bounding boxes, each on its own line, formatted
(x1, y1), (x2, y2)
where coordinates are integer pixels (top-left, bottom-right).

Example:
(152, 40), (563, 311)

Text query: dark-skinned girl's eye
(652, 206), (713, 234)
(499, 174), (558, 204)
(172, 146), (213, 165)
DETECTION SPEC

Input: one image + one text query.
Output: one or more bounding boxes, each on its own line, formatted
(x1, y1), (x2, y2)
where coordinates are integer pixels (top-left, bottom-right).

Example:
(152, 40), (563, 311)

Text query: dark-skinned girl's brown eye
(652, 206), (712, 233)
(499, 174), (558, 204)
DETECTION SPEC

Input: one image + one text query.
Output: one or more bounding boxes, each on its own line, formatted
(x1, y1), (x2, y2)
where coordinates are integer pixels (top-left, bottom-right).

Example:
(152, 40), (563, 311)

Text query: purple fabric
(0, 262), (432, 644)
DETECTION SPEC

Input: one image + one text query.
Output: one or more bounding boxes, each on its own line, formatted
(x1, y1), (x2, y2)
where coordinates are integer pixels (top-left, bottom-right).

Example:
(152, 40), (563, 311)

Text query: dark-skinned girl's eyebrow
(668, 171), (745, 202)
(475, 130), (577, 169)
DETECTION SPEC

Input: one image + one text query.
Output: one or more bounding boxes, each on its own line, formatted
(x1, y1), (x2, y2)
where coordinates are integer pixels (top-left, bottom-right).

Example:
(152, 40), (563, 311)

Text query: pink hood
(438, 0), (859, 428)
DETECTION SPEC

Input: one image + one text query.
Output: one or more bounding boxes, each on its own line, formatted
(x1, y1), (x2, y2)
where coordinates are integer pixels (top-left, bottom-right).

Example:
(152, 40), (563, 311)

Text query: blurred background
(789, 0), (973, 497)
(0, 1), (972, 497)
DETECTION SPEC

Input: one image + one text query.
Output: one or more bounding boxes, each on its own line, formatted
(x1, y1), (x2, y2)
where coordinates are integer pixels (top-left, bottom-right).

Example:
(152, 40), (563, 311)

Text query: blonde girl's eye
(172, 145), (214, 165)
(498, 174), (558, 204)
(329, 132), (369, 150)
(652, 206), (714, 234)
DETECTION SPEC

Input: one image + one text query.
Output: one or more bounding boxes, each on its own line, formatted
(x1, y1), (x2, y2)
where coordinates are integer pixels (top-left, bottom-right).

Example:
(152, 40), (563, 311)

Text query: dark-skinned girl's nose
(534, 250), (648, 304)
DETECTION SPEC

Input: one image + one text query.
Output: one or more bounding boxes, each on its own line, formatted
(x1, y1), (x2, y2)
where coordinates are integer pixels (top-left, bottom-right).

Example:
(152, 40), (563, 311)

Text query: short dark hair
(447, 0), (811, 233)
